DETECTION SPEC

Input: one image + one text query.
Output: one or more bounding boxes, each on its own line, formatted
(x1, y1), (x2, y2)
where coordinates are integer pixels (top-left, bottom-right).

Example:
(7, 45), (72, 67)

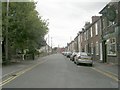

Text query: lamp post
(117, 2), (120, 89)
(45, 38), (47, 55)
(117, 1), (120, 65)
(5, 0), (9, 64)
(51, 37), (52, 54)
(48, 35), (49, 55)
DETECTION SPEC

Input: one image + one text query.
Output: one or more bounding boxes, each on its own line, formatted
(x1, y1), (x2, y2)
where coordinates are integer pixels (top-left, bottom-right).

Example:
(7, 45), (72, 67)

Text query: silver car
(70, 52), (77, 61)
(66, 52), (72, 58)
(74, 52), (93, 66)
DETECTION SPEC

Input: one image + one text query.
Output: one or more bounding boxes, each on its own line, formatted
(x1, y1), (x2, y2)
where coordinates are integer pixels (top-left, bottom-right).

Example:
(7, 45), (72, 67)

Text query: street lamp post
(0, 2), (1, 44)
(5, 0), (9, 64)
(117, 1), (120, 65)
(51, 37), (52, 54)
(48, 35), (49, 55)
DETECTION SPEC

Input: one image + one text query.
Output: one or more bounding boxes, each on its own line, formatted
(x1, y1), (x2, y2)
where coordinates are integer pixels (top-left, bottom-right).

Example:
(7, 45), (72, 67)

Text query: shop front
(103, 25), (118, 64)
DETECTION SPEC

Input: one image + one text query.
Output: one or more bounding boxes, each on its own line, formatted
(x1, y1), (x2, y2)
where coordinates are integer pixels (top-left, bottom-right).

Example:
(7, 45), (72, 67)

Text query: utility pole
(0, 2), (2, 64)
(5, 0), (9, 64)
(45, 38), (47, 55)
(58, 45), (59, 53)
(70, 36), (72, 42)
(117, 1), (120, 89)
(48, 34), (49, 55)
(51, 37), (52, 54)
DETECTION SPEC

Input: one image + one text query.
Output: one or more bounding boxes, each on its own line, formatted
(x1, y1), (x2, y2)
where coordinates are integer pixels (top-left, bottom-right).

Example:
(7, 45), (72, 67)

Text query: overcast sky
(35, 0), (110, 48)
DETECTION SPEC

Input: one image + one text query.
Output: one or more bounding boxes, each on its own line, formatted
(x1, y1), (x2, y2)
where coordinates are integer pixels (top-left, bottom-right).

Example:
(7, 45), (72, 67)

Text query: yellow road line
(1, 60), (47, 86)
(16, 60), (46, 75)
(95, 67), (118, 77)
(92, 67), (118, 82)
(0, 75), (20, 87)
(0, 76), (13, 85)
(2, 68), (24, 78)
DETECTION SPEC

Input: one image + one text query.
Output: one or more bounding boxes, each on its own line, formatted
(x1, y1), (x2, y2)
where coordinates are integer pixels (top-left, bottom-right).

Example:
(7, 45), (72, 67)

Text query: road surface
(2, 54), (118, 88)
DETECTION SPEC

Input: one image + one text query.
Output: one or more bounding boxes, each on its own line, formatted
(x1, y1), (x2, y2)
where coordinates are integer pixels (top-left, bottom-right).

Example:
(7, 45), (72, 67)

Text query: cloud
(35, 0), (109, 47)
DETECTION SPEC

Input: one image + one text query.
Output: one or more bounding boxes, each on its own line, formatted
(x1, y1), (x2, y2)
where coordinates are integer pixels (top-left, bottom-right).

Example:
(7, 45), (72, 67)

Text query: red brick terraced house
(99, 1), (120, 64)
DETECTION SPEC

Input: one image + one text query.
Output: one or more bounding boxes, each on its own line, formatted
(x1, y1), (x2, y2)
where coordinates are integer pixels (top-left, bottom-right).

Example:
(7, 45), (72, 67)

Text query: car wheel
(74, 59), (77, 64)
(75, 59), (79, 65)
(89, 64), (93, 67)
(74, 60), (76, 64)
(76, 61), (79, 65)
(73, 57), (75, 61)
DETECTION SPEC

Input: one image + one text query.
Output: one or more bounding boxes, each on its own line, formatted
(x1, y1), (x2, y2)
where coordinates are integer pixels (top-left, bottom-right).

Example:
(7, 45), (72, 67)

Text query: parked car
(70, 52), (77, 61)
(63, 52), (68, 56)
(66, 52), (72, 58)
(74, 52), (93, 66)
(62, 52), (66, 55)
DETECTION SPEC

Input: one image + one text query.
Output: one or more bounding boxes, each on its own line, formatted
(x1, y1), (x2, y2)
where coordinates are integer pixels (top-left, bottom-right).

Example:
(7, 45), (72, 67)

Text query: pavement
(2, 56), (47, 78)
(93, 60), (118, 77)
(2, 54), (118, 88)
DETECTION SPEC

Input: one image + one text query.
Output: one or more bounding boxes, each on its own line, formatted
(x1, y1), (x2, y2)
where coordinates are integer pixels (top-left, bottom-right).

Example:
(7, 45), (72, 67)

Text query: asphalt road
(2, 54), (118, 88)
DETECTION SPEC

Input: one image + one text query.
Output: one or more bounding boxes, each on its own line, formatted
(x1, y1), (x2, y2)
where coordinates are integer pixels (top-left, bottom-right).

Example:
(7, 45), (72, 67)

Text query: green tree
(2, 2), (48, 63)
